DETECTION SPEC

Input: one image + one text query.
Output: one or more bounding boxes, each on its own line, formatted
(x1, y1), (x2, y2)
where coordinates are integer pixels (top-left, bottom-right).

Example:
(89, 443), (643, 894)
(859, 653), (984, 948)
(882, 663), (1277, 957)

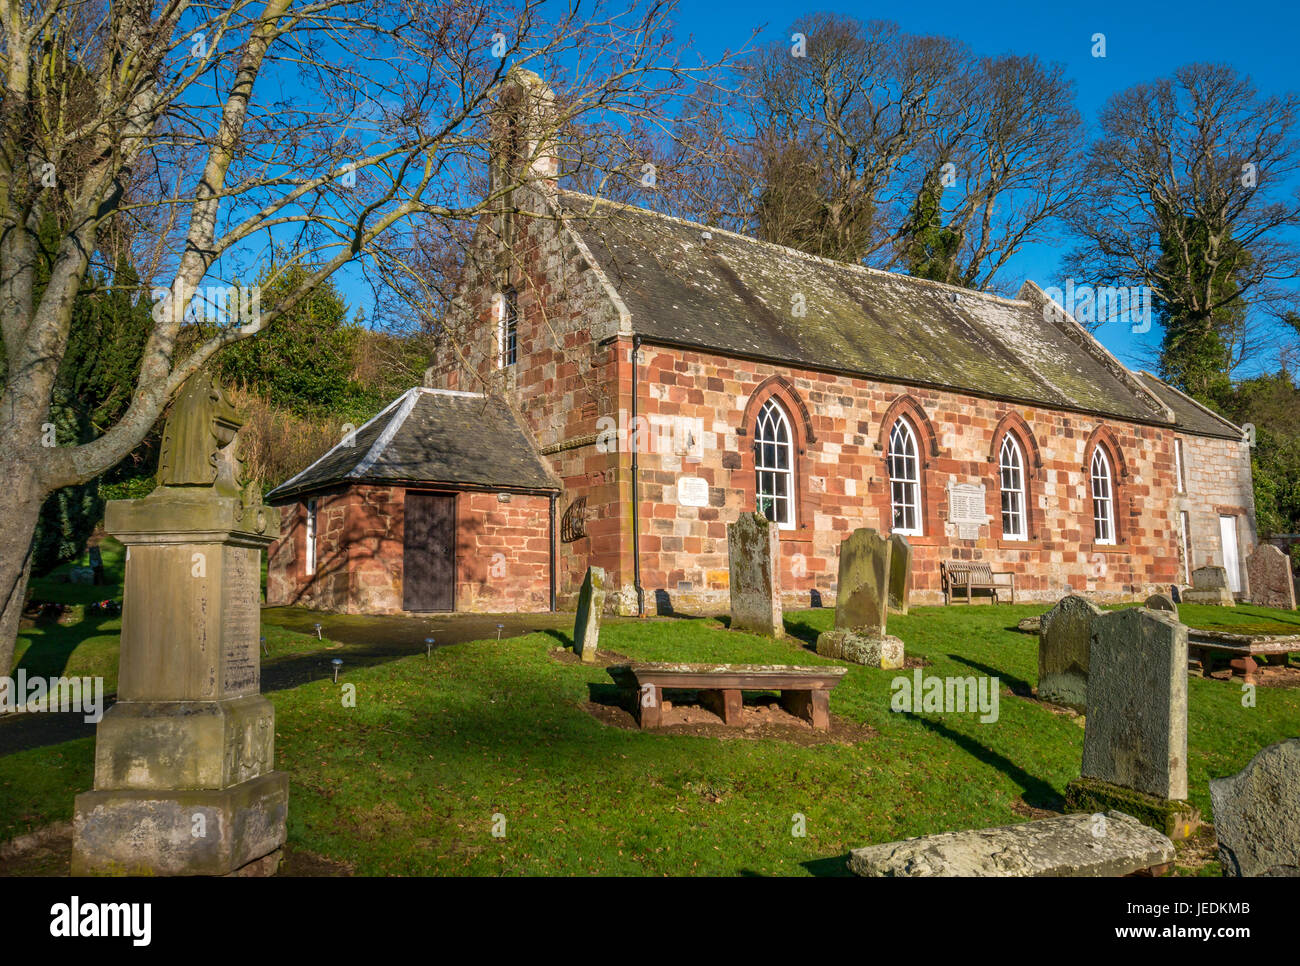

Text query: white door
(1219, 515), (1241, 594)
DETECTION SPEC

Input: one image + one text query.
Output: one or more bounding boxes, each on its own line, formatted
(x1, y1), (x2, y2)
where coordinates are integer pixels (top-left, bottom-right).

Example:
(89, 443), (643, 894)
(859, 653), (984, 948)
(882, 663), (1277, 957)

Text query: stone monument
(1037, 594), (1102, 711)
(1246, 544), (1296, 611)
(1209, 738), (1300, 877)
(1183, 565), (1235, 606)
(72, 372), (287, 876)
(727, 513), (783, 637)
(573, 566), (607, 662)
(816, 528), (904, 668)
(1064, 607), (1198, 839)
(888, 533), (912, 615)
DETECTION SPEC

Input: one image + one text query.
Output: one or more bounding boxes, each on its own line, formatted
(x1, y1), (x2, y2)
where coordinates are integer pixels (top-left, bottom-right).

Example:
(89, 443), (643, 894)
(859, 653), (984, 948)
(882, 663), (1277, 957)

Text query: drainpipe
(631, 334), (645, 617)
(548, 491), (557, 613)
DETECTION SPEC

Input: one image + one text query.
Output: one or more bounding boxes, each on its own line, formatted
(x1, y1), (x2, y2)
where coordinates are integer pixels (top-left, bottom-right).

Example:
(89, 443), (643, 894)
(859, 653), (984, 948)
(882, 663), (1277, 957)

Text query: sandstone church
(266, 70), (1257, 616)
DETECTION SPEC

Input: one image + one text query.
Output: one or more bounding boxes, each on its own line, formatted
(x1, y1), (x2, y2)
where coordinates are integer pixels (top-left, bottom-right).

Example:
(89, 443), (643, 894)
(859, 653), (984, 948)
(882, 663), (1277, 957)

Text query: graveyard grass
(4, 600), (1299, 876)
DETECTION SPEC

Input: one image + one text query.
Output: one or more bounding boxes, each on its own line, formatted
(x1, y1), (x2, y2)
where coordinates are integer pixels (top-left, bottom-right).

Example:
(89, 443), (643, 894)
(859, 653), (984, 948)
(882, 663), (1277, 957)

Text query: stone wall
(267, 485), (553, 613)
(1175, 433), (1257, 595)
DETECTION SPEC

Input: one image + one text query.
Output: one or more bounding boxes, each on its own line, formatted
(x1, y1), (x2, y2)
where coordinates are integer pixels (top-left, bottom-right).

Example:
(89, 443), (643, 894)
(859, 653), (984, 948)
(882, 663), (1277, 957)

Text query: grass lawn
(2, 600), (1297, 876)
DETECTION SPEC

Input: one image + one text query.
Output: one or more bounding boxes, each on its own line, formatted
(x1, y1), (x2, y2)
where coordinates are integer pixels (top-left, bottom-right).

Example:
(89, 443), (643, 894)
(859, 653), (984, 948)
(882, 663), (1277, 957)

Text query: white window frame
(1091, 447), (1116, 545)
(888, 417), (923, 536)
(497, 288), (518, 369)
(1174, 438), (1186, 494)
(999, 434), (1028, 541)
(1179, 510), (1192, 584)
(754, 398), (796, 530)
(305, 498), (318, 576)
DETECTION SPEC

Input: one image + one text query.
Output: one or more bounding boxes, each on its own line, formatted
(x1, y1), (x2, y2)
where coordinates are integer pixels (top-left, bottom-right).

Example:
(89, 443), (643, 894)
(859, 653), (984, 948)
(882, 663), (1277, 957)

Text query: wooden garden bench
(607, 663), (847, 730)
(941, 561), (1015, 605)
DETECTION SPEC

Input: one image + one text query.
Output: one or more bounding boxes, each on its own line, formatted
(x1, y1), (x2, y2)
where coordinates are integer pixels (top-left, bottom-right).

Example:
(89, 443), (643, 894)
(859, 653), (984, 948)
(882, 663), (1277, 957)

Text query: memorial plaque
(948, 482), (987, 525)
(221, 545), (262, 696)
(677, 476), (709, 508)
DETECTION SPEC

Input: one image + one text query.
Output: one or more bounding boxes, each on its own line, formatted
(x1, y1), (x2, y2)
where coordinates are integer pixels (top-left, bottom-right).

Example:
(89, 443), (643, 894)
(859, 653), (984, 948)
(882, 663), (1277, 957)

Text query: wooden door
(403, 492), (456, 611)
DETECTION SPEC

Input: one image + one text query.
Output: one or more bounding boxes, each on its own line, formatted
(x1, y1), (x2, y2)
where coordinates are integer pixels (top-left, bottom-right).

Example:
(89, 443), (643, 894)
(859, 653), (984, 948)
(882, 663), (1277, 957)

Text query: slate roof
(266, 388), (559, 502)
(559, 191), (1173, 425)
(1134, 372), (1246, 441)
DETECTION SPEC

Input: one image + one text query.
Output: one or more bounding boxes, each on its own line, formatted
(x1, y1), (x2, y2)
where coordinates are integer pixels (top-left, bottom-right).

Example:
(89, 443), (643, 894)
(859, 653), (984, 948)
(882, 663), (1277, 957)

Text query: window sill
(1089, 543), (1128, 554)
(997, 539), (1038, 550)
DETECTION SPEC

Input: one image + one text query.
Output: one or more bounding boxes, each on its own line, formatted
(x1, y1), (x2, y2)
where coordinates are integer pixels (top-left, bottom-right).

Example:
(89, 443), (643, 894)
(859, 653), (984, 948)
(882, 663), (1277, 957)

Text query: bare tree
(1066, 63), (1300, 388)
(0, 0), (720, 674)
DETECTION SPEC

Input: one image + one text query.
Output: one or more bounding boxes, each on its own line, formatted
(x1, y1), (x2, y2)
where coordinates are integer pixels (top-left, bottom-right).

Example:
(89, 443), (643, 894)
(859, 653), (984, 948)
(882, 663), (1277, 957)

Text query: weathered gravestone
(1037, 595), (1102, 711)
(1247, 544), (1296, 611)
(727, 512), (783, 637)
(72, 372), (287, 876)
(848, 810), (1174, 877)
(1209, 738), (1300, 877)
(888, 533), (912, 615)
(1065, 608), (1199, 839)
(816, 528), (903, 668)
(572, 566), (607, 662)
(88, 545), (105, 585)
(1144, 593), (1178, 618)
(1183, 565), (1235, 606)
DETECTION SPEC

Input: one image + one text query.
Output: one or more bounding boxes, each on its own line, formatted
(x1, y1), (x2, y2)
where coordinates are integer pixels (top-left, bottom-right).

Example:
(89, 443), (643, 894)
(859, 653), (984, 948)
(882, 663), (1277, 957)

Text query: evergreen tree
(897, 164), (964, 284)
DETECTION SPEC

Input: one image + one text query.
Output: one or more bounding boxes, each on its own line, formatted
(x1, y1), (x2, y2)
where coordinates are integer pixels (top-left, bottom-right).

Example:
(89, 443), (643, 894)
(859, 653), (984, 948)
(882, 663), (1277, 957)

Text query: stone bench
(1188, 630), (1299, 683)
(607, 663), (847, 730)
(849, 811), (1175, 877)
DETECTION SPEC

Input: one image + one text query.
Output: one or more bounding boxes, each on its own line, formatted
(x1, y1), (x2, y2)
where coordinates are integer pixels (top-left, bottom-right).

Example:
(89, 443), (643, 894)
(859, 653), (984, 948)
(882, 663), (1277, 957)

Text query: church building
(266, 70), (1257, 615)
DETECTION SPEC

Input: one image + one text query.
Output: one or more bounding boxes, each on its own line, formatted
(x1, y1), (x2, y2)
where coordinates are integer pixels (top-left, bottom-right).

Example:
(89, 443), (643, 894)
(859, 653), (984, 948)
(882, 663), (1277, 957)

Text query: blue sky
(331, 0), (1300, 374)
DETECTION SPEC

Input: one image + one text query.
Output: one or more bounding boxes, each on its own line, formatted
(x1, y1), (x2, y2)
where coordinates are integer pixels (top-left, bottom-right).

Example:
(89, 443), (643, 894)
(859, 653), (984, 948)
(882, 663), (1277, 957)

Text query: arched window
(755, 399), (795, 528)
(888, 417), (922, 535)
(1090, 447), (1116, 545)
(999, 434), (1028, 540)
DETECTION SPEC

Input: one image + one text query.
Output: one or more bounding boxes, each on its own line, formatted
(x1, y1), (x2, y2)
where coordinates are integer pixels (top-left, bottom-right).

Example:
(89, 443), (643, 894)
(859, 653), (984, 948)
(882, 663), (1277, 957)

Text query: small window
(1174, 438), (1186, 494)
(1091, 447), (1115, 545)
(498, 287), (518, 368)
(999, 434), (1028, 540)
(888, 417), (923, 535)
(1179, 510), (1192, 583)
(755, 399), (795, 529)
(305, 498), (318, 576)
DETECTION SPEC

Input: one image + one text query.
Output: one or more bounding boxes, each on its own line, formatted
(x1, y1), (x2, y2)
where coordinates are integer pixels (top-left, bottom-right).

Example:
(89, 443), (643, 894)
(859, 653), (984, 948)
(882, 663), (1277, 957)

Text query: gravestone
(1037, 595), (1102, 711)
(888, 533), (912, 615)
(72, 372), (287, 876)
(68, 567), (96, 585)
(1247, 544), (1296, 611)
(1209, 738), (1300, 877)
(88, 546), (105, 585)
(727, 513), (782, 637)
(816, 528), (904, 669)
(1064, 608), (1198, 839)
(1144, 593), (1178, 618)
(1183, 565), (1234, 606)
(573, 566), (607, 662)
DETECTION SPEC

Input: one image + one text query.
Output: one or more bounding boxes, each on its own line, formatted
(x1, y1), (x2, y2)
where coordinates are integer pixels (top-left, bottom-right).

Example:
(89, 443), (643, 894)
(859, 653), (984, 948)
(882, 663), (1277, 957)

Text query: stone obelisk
(72, 372), (288, 875)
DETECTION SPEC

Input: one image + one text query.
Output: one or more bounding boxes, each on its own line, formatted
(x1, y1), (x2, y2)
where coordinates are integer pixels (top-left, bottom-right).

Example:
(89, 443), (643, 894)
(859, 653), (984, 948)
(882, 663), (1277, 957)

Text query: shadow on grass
(904, 712), (1063, 811)
(15, 614), (117, 681)
(781, 616), (821, 651)
(949, 655), (1034, 698)
(800, 854), (853, 877)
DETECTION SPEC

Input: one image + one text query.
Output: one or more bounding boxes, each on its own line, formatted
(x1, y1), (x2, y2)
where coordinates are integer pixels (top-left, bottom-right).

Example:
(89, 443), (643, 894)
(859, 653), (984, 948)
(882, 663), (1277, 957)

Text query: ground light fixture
(330, 658), (343, 683)
(425, 637), (436, 658)
(496, 623), (505, 640)
(314, 622), (323, 640)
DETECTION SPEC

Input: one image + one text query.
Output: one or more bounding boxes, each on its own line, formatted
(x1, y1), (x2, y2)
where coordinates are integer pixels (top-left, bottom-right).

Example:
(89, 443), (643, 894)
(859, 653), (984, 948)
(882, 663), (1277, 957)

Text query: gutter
(548, 492), (557, 613)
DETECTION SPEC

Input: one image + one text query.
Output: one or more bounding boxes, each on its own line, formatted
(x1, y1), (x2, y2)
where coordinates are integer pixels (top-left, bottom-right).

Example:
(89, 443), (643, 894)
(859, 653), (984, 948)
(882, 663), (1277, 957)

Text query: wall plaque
(677, 476), (709, 507)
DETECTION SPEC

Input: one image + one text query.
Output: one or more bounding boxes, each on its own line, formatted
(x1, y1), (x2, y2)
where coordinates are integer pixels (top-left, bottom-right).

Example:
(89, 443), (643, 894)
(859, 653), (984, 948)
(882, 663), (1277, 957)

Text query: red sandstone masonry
(427, 200), (1232, 615)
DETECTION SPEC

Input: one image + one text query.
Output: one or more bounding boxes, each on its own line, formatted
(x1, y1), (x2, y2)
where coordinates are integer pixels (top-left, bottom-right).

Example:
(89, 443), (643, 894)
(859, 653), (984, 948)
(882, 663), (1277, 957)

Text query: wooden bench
(607, 663), (847, 730)
(941, 561), (1015, 605)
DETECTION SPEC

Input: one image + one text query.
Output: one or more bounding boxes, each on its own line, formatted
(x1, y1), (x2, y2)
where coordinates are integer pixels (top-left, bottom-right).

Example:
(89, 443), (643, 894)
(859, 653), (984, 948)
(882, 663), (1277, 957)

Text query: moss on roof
(1136, 372), (1245, 440)
(560, 191), (1171, 425)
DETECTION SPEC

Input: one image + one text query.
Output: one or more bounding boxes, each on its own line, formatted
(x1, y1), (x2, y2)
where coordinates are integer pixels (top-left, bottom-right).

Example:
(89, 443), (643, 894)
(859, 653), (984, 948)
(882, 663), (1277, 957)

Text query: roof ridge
(350, 387), (423, 479)
(556, 189), (1028, 309)
(267, 390), (413, 499)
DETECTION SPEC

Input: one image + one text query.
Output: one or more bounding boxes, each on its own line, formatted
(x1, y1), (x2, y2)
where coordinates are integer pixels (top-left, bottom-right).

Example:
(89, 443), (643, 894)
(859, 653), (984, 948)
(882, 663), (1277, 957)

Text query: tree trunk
(0, 459), (46, 678)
